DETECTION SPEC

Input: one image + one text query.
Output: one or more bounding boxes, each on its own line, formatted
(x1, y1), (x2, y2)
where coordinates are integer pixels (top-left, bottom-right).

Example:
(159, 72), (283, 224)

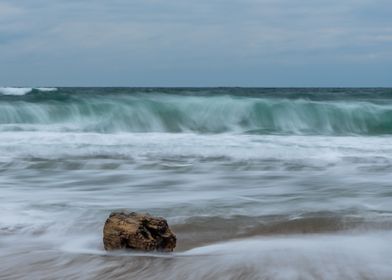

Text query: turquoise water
(1, 87), (392, 280)
(1, 87), (392, 134)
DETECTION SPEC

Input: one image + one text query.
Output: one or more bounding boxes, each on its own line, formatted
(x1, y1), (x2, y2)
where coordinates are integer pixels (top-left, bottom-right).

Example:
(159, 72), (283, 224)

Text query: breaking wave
(0, 88), (392, 135)
(0, 87), (57, 96)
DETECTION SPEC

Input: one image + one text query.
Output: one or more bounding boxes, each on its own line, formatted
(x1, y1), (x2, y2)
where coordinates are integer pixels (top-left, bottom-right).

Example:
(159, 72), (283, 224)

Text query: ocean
(1, 87), (392, 280)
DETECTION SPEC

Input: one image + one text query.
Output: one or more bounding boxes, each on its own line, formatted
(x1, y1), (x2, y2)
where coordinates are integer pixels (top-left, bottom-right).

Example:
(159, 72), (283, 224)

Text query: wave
(7, 231), (392, 280)
(36, 87), (58, 92)
(0, 87), (57, 96)
(1, 90), (392, 135)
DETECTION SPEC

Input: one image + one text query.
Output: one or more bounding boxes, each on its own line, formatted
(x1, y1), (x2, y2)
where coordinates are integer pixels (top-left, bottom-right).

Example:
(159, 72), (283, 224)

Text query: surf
(0, 88), (392, 135)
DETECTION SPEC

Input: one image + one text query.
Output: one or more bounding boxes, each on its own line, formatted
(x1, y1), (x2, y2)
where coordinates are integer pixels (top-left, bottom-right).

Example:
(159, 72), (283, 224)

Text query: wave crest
(0, 87), (57, 96)
(1, 92), (392, 135)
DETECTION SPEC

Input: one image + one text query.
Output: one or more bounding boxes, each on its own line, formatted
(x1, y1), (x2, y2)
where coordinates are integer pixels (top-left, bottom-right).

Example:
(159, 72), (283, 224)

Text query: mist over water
(1, 88), (392, 279)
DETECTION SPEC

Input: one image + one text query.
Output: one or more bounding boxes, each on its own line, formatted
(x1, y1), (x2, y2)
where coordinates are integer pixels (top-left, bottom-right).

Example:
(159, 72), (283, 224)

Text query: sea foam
(0, 87), (57, 96)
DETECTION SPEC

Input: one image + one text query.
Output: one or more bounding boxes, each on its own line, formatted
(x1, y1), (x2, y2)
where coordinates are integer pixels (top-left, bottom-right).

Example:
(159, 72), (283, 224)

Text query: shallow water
(1, 88), (392, 279)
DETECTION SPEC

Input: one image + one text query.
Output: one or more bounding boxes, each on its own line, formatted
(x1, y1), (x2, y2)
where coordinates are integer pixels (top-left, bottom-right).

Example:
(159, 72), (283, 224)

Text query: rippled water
(1, 88), (392, 279)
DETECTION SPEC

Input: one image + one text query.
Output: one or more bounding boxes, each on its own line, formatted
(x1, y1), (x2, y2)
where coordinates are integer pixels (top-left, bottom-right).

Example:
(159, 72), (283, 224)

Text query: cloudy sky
(0, 0), (391, 86)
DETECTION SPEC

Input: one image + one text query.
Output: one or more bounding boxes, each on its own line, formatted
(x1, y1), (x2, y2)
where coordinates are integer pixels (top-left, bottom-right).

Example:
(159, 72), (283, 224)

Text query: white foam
(177, 233), (392, 279)
(0, 87), (33, 95)
(35, 87), (58, 92)
(0, 87), (58, 95)
(53, 232), (392, 279)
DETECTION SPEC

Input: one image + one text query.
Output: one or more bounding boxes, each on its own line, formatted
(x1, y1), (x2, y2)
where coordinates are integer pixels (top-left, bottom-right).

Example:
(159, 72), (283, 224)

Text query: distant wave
(0, 87), (58, 96)
(36, 87), (58, 92)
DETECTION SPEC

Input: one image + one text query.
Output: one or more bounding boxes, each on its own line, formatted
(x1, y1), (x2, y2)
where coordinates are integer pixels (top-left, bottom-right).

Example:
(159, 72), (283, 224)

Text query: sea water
(1, 87), (392, 279)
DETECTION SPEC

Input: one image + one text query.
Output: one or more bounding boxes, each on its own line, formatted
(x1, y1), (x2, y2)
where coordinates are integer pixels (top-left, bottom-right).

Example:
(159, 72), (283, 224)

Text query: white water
(0, 87), (57, 95)
(1, 97), (392, 278)
(181, 233), (392, 280)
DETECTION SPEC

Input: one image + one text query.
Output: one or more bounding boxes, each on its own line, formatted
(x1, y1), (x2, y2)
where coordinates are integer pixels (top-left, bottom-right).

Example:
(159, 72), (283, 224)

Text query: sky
(0, 0), (391, 87)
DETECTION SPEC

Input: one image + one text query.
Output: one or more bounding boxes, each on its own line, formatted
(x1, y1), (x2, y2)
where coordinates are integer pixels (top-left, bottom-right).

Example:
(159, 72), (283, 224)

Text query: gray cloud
(0, 0), (391, 86)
